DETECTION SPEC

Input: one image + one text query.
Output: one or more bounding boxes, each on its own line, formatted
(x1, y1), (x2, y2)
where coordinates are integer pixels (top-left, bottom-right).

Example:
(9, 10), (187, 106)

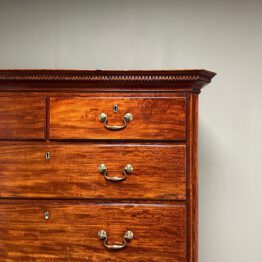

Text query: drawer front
(49, 97), (186, 140)
(0, 143), (186, 200)
(0, 96), (46, 139)
(0, 201), (186, 261)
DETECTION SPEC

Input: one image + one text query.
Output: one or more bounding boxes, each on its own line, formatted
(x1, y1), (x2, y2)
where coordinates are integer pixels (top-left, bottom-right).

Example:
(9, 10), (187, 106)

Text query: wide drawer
(0, 201), (186, 262)
(0, 96), (46, 139)
(0, 143), (186, 200)
(49, 97), (186, 140)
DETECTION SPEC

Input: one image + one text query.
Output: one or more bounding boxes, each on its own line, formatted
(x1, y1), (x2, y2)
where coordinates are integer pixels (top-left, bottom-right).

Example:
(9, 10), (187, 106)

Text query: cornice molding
(0, 69), (216, 83)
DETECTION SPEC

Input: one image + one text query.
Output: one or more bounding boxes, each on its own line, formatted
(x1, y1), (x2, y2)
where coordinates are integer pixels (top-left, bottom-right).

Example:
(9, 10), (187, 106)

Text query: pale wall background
(0, 0), (262, 261)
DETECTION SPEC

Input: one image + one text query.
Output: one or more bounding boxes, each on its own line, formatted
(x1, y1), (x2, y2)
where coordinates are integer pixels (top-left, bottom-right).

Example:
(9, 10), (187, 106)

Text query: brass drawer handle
(98, 112), (133, 130)
(98, 164), (133, 182)
(98, 230), (134, 250)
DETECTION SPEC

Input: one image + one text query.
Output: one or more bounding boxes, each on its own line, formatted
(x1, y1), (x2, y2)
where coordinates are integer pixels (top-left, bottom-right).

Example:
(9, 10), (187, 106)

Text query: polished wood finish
(187, 94), (199, 261)
(0, 69), (215, 261)
(49, 97), (186, 140)
(0, 143), (186, 200)
(0, 69), (216, 93)
(0, 201), (186, 262)
(0, 96), (45, 139)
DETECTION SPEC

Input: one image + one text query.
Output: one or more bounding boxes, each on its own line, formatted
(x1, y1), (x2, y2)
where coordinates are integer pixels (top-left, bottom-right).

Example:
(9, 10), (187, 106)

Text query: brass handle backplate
(98, 164), (133, 182)
(98, 112), (133, 130)
(98, 230), (134, 250)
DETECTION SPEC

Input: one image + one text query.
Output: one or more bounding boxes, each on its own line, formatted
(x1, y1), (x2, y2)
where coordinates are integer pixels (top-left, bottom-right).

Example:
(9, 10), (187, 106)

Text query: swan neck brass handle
(98, 164), (133, 182)
(98, 112), (133, 130)
(98, 230), (134, 250)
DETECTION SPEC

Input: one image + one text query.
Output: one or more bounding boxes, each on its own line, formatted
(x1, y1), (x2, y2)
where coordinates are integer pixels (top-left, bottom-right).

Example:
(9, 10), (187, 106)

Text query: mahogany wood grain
(0, 69), (216, 262)
(187, 94), (199, 262)
(49, 97), (186, 140)
(0, 96), (45, 139)
(0, 92), (187, 98)
(0, 143), (186, 200)
(0, 200), (186, 262)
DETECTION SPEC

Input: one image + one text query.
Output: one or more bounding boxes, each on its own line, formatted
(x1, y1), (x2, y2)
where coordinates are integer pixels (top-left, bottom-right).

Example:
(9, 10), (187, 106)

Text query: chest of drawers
(0, 69), (215, 262)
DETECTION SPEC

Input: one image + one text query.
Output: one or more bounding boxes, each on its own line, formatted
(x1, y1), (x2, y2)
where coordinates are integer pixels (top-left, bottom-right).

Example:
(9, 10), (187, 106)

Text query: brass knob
(98, 163), (107, 174)
(98, 230), (107, 239)
(123, 113), (133, 123)
(124, 164), (133, 174)
(98, 113), (107, 123)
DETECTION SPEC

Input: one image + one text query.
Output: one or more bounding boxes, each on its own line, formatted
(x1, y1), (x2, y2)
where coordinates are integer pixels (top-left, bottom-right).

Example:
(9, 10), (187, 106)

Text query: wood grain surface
(0, 96), (46, 139)
(49, 97), (186, 140)
(0, 69), (217, 261)
(0, 200), (186, 262)
(0, 143), (186, 200)
(187, 94), (199, 262)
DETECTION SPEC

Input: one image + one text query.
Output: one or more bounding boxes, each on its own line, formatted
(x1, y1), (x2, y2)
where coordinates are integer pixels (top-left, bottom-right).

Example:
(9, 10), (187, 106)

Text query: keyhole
(44, 211), (49, 220)
(113, 105), (118, 113)
(45, 152), (51, 160)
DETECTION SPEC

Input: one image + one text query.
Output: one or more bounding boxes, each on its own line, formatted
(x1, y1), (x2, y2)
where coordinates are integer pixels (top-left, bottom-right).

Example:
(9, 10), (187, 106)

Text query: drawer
(0, 96), (46, 139)
(49, 97), (186, 140)
(0, 143), (186, 200)
(0, 201), (186, 261)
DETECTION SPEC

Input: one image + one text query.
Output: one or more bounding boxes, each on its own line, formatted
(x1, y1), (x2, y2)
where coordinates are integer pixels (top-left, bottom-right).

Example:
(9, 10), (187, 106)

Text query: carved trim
(0, 70), (216, 83)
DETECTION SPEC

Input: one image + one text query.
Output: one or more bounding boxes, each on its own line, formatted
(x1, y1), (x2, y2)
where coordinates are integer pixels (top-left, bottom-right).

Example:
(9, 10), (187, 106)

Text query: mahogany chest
(0, 69), (215, 261)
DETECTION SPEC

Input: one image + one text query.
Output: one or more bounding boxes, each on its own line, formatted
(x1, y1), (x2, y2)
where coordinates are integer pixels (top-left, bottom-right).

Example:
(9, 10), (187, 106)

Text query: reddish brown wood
(0, 91), (186, 99)
(49, 97), (186, 140)
(0, 200), (187, 262)
(187, 94), (199, 262)
(0, 143), (186, 200)
(0, 69), (216, 261)
(0, 69), (216, 94)
(0, 96), (46, 139)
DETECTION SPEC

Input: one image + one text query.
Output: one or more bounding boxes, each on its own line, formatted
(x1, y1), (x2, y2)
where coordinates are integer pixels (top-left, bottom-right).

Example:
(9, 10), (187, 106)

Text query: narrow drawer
(0, 143), (186, 200)
(49, 97), (186, 140)
(0, 201), (186, 261)
(0, 96), (45, 139)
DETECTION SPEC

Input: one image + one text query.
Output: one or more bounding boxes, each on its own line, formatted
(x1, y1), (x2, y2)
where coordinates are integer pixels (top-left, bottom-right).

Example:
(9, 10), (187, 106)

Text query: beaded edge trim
(0, 73), (211, 82)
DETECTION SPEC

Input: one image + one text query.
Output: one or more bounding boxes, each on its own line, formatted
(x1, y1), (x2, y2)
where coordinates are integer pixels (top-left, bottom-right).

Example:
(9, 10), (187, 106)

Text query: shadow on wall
(198, 116), (231, 261)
